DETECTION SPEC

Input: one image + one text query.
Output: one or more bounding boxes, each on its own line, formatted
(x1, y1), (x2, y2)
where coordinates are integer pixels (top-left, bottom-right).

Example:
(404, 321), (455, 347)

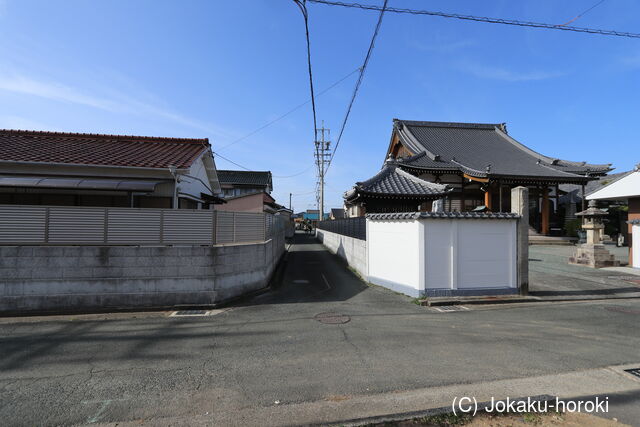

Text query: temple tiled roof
(345, 160), (451, 201)
(367, 211), (520, 220)
(0, 129), (209, 169)
(392, 120), (611, 182)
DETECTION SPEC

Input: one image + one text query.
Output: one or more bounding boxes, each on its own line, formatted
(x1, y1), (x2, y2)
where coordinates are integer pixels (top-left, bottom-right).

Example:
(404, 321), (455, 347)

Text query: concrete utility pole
(314, 123), (331, 221)
(289, 192), (292, 211)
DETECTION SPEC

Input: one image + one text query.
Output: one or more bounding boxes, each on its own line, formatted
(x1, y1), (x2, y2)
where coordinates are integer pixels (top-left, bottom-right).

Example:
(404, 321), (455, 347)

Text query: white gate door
(633, 225), (640, 268)
(456, 221), (516, 289)
(424, 219), (517, 291)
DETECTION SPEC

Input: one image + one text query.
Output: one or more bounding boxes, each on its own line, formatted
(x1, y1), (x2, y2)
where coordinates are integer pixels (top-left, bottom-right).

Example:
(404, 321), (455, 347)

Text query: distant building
(216, 170), (279, 213)
(217, 170), (272, 198)
(302, 209), (329, 222)
(0, 129), (222, 209)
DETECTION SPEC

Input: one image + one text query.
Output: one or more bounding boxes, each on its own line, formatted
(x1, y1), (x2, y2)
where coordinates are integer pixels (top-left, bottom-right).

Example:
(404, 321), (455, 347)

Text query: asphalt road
(1, 233), (640, 426)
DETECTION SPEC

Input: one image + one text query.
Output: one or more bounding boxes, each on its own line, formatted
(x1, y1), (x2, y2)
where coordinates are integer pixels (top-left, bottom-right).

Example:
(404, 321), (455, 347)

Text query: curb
(319, 394), (556, 427)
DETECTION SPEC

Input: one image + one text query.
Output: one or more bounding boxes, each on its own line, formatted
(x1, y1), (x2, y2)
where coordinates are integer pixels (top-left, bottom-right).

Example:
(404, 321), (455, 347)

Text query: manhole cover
(605, 306), (640, 315)
(314, 312), (351, 324)
(171, 310), (209, 317)
(625, 368), (640, 378)
(434, 305), (469, 313)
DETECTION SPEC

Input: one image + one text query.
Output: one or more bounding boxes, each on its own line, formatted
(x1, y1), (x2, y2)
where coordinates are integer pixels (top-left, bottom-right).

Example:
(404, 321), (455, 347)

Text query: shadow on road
(235, 231), (368, 307)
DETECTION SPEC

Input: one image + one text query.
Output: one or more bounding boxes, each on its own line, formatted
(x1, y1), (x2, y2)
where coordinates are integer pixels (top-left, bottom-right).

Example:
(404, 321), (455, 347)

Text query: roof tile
(0, 129), (209, 169)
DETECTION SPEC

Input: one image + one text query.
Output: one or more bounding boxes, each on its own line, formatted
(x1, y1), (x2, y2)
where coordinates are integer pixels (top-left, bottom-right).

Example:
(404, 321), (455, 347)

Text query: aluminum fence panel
(0, 206), (280, 246)
(0, 205), (46, 243)
(48, 207), (106, 244)
(235, 212), (265, 242)
(163, 210), (214, 245)
(216, 211), (235, 244)
(107, 209), (162, 244)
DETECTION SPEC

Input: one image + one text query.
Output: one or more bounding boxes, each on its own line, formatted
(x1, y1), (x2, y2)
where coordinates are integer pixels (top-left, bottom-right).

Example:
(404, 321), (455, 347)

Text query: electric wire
(217, 67), (360, 151)
(307, 0), (640, 39)
(213, 152), (251, 171)
(560, 0), (606, 26)
(293, 0), (320, 154)
(325, 0), (388, 174)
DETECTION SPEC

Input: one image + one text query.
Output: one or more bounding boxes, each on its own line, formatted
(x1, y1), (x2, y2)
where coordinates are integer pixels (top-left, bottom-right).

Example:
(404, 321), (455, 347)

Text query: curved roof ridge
(394, 119), (503, 130)
(450, 158), (487, 177)
(534, 158), (596, 177)
(356, 162), (395, 187)
(394, 166), (448, 191)
(495, 127), (610, 170)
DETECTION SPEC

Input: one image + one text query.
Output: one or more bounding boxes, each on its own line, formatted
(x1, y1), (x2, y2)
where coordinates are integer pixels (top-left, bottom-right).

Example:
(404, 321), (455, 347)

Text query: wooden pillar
(499, 180), (503, 212)
(541, 185), (550, 235)
(484, 187), (493, 211)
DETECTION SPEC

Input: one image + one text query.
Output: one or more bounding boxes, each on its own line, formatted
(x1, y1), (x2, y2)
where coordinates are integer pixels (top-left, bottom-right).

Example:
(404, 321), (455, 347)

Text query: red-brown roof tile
(0, 129), (210, 169)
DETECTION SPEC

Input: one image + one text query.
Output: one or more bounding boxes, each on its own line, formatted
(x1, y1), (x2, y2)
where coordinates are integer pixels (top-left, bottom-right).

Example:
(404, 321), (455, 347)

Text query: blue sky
(0, 0), (638, 211)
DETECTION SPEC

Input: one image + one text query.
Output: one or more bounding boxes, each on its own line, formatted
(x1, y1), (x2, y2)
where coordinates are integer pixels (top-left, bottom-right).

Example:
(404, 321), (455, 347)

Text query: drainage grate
(314, 312), (351, 324)
(433, 305), (469, 313)
(171, 310), (209, 317)
(625, 368), (640, 379)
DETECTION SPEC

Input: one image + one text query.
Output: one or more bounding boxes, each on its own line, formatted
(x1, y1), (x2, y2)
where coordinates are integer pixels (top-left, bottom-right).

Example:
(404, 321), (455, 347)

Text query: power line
(213, 152), (251, 171)
(560, 0), (606, 26)
(307, 0), (640, 39)
(217, 67), (360, 151)
(291, 189), (317, 196)
(293, 0), (320, 151)
(325, 0), (388, 174)
(273, 164), (314, 178)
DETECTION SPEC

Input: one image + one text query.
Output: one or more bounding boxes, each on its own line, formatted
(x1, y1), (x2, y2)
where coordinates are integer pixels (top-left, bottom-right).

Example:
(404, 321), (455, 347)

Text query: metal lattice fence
(317, 217), (366, 240)
(0, 205), (284, 246)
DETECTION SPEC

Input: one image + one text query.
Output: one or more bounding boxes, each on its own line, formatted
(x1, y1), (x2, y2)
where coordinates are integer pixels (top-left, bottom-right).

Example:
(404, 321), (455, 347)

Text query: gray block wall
(0, 233), (284, 313)
(316, 229), (367, 278)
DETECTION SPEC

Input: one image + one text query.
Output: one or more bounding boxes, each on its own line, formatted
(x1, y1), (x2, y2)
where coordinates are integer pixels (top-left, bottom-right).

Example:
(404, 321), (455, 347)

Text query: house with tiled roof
(217, 170), (273, 196)
(0, 129), (222, 209)
(215, 169), (277, 213)
(382, 119), (613, 234)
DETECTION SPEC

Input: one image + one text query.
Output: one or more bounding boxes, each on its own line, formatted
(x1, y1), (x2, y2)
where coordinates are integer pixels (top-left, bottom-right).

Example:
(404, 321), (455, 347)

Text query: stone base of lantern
(569, 243), (620, 268)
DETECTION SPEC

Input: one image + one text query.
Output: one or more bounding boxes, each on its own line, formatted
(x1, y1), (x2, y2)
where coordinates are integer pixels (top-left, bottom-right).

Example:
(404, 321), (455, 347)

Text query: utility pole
(289, 192), (292, 211)
(314, 123), (331, 222)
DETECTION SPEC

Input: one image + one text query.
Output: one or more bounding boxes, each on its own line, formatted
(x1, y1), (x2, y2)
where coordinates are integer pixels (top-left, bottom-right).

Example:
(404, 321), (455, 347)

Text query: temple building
(347, 120), (612, 234)
(344, 158), (451, 216)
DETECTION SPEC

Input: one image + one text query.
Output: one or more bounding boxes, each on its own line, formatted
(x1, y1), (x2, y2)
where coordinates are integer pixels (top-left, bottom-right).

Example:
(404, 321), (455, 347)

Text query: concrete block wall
(0, 232), (284, 313)
(316, 229), (367, 278)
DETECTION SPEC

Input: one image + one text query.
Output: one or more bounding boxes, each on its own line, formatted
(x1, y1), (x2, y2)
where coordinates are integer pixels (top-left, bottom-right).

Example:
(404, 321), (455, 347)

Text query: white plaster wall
(633, 224), (639, 268)
(367, 219), (421, 297)
(316, 230), (367, 278)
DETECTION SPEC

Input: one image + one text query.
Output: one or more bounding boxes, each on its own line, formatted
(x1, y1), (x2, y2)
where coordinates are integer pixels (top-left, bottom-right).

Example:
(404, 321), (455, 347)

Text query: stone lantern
(569, 200), (619, 268)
